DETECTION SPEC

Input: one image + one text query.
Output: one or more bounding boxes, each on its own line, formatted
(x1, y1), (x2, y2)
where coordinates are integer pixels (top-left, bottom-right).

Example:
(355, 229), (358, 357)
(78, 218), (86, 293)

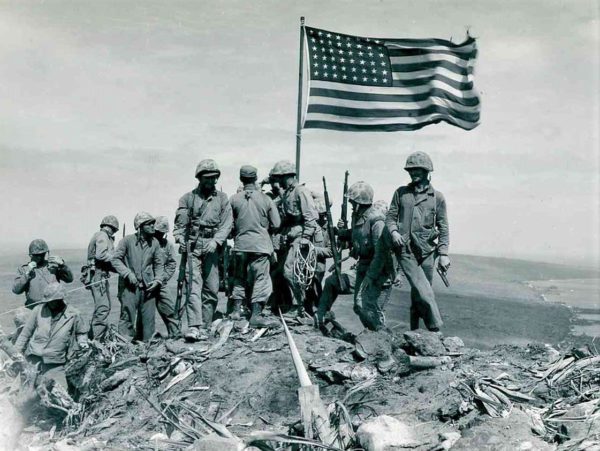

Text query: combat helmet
(42, 282), (67, 303)
(346, 181), (374, 205)
(100, 215), (119, 231)
(154, 216), (169, 233)
(134, 212), (155, 230)
(404, 151), (434, 172)
(28, 239), (49, 255)
(195, 159), (221, 178)
(270, 160), (296, 176)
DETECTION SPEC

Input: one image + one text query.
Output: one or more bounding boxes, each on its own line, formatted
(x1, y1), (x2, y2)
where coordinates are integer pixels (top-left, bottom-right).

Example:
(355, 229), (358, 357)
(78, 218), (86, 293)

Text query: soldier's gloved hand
(438, 255), (451, 271)
(146, 280), (161, 293)
(48, 256), (65, 266)
(205, 240), (218, 254)
(178, 243), (187, 254)
(26, 261), (37, 276)
(336, 219), (346, 230)
(127, 273), (138, 287)
(391, 231), (406, 249)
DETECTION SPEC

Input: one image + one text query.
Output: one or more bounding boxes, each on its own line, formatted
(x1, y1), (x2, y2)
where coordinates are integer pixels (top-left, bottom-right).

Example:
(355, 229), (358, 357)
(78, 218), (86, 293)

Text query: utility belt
(193, 227), (217, 239)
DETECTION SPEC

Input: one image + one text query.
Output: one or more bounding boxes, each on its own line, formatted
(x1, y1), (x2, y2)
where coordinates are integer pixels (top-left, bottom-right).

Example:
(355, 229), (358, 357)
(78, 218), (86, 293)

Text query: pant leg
(231, 252), (248, 303)
(185, 254), (204, 328)
(283, 243), (303, 306)
(156, 287), (180, 337)
(249, 254), (272, 305)
(90, 272), (111, 340)
(201, 248), (220, 328)
(118, 287), (139, 339)
(316, 271), (354, 319)
(400, 251), (443, 330)
(140, 293), (157, 342)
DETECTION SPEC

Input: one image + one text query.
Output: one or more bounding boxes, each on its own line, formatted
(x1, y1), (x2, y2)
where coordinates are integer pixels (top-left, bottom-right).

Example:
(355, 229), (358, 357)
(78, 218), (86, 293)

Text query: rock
(443, 337), (465, 354)
(408, 355), (451, 369)
(438, 431), (461, 450)
(403, 330), (447, 356)
(355, 330), (393, 361)
(100, 369), (131, 391)
(555, 399), (600, 442)
(314, 362), (377, 383)
(189, 433), (243, 451)
(356, 415), (419, 450)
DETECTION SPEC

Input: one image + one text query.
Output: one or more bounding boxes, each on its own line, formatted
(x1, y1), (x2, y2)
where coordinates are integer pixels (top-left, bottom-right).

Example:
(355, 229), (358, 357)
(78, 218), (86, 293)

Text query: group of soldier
(7, 151), (450, 391)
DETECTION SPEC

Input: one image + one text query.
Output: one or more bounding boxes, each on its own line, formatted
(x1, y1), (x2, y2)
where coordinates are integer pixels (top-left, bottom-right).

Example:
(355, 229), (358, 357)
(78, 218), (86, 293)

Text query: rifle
(175, 207), (194, 322)
(323, 177), (348, 292)
(222, 243), (232, 297)
(337, 171), (349, 251)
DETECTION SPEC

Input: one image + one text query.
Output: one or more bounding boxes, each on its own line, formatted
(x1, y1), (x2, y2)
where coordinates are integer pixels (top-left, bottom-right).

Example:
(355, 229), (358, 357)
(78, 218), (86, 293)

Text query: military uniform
(154, 216), (180, 338)
(87, 216), (119, 340)
(173, 186), (233, 330)
(230, 173), (281, 316)
(12, 240), (74, 309)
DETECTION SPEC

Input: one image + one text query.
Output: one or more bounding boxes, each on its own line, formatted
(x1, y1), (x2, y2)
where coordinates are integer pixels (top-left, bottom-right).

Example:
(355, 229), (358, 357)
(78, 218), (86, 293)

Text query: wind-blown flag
(303, 26), (480, 131)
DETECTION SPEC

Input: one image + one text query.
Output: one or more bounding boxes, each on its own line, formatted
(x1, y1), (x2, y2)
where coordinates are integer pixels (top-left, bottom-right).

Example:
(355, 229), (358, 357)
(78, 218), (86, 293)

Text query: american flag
(303, 26), (480, 132)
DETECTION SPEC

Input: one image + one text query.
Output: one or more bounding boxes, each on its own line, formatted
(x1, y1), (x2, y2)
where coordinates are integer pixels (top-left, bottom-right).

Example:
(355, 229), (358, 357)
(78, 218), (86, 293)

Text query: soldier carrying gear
(111, 212), (165, 342)
(15, 282), (89, 391)
(379, 151), (450, 332)
(229, 165), (281, 328)
(86, 215), (119, 341)
(269, 160), (319, 320)
(316, 181), (391, 330)
(173, 159), (233, 342)
(153, 216), (181, 338)
(13, 239), (74, 309)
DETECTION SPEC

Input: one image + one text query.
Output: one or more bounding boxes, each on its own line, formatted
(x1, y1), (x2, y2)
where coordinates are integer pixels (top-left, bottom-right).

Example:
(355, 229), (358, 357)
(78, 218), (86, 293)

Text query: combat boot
(249, 303), (278, 329)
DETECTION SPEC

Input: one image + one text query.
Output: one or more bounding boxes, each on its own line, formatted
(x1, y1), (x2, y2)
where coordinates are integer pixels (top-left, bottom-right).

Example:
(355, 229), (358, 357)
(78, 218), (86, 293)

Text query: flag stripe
(392, 75), (473, 91)
(309, 95), (480, 113)
(310, 86), (480, 107)
(305, 114), (477, 130)
(392, 67), (473, 83)
(392, 61), (474, 76)
(390, 54), (474, 67)
(307, 104), (480, 122)
(303, 119), (447, 131)
(388, 48), (477, 61)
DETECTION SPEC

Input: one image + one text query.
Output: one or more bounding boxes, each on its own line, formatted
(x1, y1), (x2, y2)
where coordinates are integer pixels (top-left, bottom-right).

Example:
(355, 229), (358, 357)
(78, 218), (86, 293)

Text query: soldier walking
(229, 165), (281, 327)
(173, 159), (233, 341)
(86, 215), (119, 340)
(111, 212), (164, 342)
(384, 151), (450, 331)
(154, 216), (181, 338)
(269, 160), (319, 319)
(13, 239), (74, 309)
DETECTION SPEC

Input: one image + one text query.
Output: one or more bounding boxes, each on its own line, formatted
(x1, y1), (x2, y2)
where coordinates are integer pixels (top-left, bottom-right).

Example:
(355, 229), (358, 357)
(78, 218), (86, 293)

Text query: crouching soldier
(384, 151), (450, 331)
(154, 216), (181, 338)
(14, 282), (89, 390)
(111, 212), (164, 342)
(229, 165), (281, 327)
(13, 239), (74, 309)
(87, 215), (119, 341)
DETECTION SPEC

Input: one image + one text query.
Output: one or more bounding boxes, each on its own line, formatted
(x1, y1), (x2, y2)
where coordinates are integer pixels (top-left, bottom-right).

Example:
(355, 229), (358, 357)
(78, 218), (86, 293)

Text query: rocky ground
(1, 316), (598, 451)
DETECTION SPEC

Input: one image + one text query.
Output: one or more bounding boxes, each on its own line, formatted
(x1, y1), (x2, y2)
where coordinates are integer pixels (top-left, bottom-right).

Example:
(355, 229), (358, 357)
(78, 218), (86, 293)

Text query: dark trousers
(90, 271), (111, 340)
(156, 287), (180, 337)
(119, 287), (156, 342)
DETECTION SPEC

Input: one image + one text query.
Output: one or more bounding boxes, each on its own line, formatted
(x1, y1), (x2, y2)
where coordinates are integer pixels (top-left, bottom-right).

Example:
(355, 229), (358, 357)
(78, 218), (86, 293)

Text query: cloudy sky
(0, 0), (598, 268)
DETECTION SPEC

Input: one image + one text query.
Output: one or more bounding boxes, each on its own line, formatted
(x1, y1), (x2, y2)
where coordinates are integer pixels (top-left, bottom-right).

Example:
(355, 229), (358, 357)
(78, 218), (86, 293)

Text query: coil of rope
(293, 239), (317, 290)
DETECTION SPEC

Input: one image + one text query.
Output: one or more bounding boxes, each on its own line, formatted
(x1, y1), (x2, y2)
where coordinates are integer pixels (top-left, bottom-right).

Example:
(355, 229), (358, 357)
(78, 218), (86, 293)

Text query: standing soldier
(269, 160), (319, 319)
(154, 216), (181, 338)
(111, 212), (164, 342)
(173, 159), (233, 342)
(13, 239), (74, 309)
(384, 151), (450, 332)
(229, 165), (281, 327)
(86, 215), (119, 341)
(316, 182), (390, 328)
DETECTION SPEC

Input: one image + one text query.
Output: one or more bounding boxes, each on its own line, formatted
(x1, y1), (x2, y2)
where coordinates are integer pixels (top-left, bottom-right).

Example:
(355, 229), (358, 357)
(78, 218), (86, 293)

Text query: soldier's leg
(230, 252), (248, 319)
(118, 288), (138, 339)
(316, 271), (354, 322)
(400, 252), (443, 331)
(140, 293), (157, 342)
(282, 243), (303, 308)
(185, 254), (204, 329)
(419, 253), (442, 330)
(201, 248), (220, 328)
(156, 287), (180, 338)
(90, 273), (111, 340)
(249, 254), (272, 305)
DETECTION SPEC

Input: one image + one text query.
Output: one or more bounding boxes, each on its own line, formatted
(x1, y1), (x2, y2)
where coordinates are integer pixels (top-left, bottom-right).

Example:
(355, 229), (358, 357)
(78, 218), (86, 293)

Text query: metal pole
(295, 16), (305, 180)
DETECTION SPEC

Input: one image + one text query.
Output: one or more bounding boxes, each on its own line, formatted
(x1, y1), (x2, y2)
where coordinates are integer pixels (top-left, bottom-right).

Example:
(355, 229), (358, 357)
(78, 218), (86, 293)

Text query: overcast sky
(0, 0), (598, 268)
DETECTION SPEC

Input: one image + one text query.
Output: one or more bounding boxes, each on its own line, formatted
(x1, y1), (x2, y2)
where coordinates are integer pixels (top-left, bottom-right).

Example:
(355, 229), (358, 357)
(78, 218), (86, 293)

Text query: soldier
(15, 282), (89, 390)
(111, 212), (164, 342)
(384, 151), (450, 332)
(173, 159), (233, 342)
(86, 215), (119, 341)
(269, 160), (319, 319)
(13, 239), (74, 309)
(154, 216), (181, 338)
(229, 165), (281, 327)
(316, 182), (390, 328)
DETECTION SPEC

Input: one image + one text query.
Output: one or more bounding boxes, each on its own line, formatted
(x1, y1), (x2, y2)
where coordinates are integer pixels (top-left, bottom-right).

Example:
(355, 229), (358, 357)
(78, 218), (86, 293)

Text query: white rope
(293, 240), (317, 290)
(0, 274), (119, 317)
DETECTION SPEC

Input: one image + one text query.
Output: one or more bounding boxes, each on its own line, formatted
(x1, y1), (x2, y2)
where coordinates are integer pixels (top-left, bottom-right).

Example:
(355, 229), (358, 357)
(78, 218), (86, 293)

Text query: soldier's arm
(298, 189), (319, 239)
(15, 308), (37, 353)
(94, 233), (113, 263)
(385, 189), (401, 234)
(56, 263), (74, 283)
(315, 228), (334, 259)
(173, 194), (190, 244)
(151, 243), (165, 286)
(12, 266), (31, 295)
(111, 238), (134, 280)
(213, 195), (233, 246)
(162, 243), (177, 284)
(371, 217), (385, 242)
(436, 192), (449, 255)
(267, 197), (281, 231)
(73, 312), (89, 347)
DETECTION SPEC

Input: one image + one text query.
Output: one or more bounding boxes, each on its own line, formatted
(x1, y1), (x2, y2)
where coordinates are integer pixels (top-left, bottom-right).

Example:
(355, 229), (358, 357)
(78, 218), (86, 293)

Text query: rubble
(356, 415), (419, 450)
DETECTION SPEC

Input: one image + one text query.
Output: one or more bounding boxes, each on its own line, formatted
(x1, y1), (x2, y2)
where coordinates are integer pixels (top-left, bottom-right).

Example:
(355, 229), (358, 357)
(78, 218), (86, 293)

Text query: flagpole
(295, 16), (305, 180)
